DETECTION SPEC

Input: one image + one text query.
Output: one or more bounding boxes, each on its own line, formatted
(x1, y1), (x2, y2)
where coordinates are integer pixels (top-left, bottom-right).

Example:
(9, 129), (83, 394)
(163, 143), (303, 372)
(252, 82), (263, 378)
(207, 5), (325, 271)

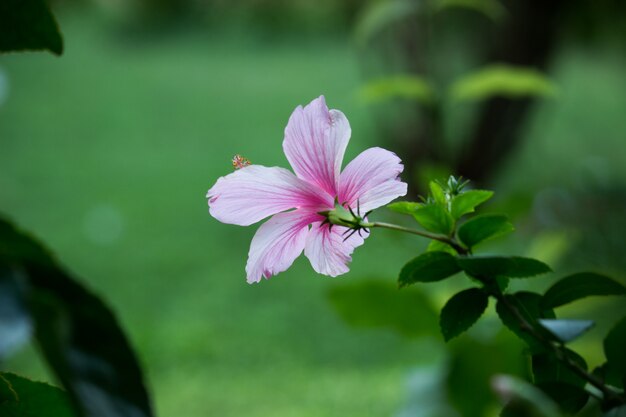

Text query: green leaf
(439, 288), (488, 341)
(535, 382), (589, 415)
(532, 349), (588, 388)
(538, 319), (594, 343)
(450, 190), (493, 219)
(542, 272), (626, 309)
(0, 216), (154, 417)
(358, 75), (435, 105)
(387, 201), (421, 216)
(0, 0), (63, 55)
(0, 372), (76, 417)
(592, 362), (624, 390)
(496, 292), (555, 352)
(399, 251), (461, 287)
(457, 256), (551, 279)
(427, 239), (457, 255)
(457, 214), (514, 248)
(413, 204), (454, 235)
(326, 280), (438, 338)
(353, 0), (420, 45)
(429, 181), (447, 206)
(449, 64), (557, 103)
(604, 316), (626, 384)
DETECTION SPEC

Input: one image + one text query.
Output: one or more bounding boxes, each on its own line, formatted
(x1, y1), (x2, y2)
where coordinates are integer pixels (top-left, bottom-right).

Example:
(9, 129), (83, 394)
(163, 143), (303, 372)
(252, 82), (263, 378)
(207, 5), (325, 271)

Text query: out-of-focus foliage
(0, 217), (154, 417)
(449, 65), (558, 102)
(0, 0), (63, 55)
(0, 372), (76, 417)
(358, 75), (435, 105)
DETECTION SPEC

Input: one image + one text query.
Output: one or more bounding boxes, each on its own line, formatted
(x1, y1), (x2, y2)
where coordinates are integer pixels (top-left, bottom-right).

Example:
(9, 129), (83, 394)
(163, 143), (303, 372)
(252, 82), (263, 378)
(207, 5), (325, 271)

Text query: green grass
(0, 10), (433, 417)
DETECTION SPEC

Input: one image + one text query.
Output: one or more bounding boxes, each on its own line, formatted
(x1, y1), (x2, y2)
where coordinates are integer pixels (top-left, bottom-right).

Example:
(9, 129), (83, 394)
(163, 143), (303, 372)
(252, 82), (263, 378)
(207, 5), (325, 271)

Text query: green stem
(368, 222), (468, 255)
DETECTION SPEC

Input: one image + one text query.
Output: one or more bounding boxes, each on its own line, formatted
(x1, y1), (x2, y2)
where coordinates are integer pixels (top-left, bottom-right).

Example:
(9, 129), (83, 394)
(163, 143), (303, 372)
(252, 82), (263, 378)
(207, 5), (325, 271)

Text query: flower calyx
(318, 199), (373, 241)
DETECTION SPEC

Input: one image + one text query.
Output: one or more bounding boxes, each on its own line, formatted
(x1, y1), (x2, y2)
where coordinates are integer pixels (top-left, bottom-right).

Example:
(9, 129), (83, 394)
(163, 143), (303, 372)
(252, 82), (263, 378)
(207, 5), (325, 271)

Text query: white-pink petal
(283, 96), (351, 196)
(207, 165), (332, 227)
(246, 210), (316, 283)
(338, 147), (407, 213)
(304, 222), (366, 277)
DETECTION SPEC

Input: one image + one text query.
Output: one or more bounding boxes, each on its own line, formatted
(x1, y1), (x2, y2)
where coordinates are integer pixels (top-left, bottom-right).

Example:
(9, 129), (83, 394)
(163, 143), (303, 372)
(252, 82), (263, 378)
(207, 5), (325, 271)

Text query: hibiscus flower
(207, 96), (407, 283)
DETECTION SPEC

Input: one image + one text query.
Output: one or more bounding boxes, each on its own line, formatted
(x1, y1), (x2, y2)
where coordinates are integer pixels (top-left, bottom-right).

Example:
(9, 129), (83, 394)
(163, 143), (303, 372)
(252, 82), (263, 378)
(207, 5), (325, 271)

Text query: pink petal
(338, 147), (407, 213)
(304, 221), (366, 277)
(246, 210), (316, 283)
(207, 165), (332, 226)
(283, 96), (351, 196)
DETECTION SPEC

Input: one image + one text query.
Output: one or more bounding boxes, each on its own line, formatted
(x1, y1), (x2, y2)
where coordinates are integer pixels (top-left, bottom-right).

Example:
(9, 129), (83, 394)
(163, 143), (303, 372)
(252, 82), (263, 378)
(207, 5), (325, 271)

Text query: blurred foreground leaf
(457, 214), (514, 248)
(0, 372), (76, 417)
(0, 216), (154, 417)
(603, 316), (626, 388)
(359, 75), (435, 105)
(542, 273), (626, 309)
(532, 350), (588, 388)
(493, 375), (562, 417)
(450, 65), (557, 103)
(399, 251), (461, 287)
(439, 287), (488, 341)
(327, 279), (438, 337)
(538, 319), (594, 343)
(0, 0), (63, 55)
(457, 256), (551, 279)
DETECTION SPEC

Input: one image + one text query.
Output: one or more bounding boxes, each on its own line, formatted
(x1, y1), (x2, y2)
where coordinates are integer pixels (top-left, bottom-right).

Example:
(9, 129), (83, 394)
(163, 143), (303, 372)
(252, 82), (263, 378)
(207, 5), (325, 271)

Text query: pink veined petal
(246, 210), (317, 284)
(304, 221), (366, 277)
(207, 165), (332, 227)
(338, 147), (408, 213)
(283, 96), (351, 196)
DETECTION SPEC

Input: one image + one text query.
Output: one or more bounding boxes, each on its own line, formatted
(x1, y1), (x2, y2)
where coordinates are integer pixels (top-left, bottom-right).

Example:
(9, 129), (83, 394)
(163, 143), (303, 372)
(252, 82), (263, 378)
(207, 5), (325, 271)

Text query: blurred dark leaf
(0, 372), (76, 417)
(450, 190), (494, 220)
(449, 65), (557, 103)
(538, 319), (594, 343)
(496, 292), (555, 352)
(457, 214), (514, 248)
(447, 335), (526, 417)
(440, 287), (488, 341)
(605, 405), (626, 417)
(532, 349), (588, 388)
(0, 266), (31, 359)
(399, 251), (461, 287)
(327, 279), (438, 338)
(542, 273), (626, 309)
(593, 363), (624, 390)
(494, 375), (562, 417)
(457, 256), (551, 279)
(0, 216), (154, 417)
(353, 0), (420, 45)
(0, 0), (63, 55)
(535, 382), (589, 415)
(603, 316), (626, 387)
(358, 75), (435, 105)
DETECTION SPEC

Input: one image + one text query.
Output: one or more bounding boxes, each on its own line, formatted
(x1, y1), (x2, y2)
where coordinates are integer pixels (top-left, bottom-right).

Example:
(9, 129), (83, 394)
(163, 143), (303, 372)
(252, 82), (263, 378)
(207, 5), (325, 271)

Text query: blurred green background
(1, 1), (625, 416)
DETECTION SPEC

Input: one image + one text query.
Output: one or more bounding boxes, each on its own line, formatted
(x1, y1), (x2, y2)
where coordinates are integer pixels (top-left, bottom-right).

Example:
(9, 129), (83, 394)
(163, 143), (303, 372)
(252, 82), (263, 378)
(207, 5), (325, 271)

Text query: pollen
(232, 154), (251, 170)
